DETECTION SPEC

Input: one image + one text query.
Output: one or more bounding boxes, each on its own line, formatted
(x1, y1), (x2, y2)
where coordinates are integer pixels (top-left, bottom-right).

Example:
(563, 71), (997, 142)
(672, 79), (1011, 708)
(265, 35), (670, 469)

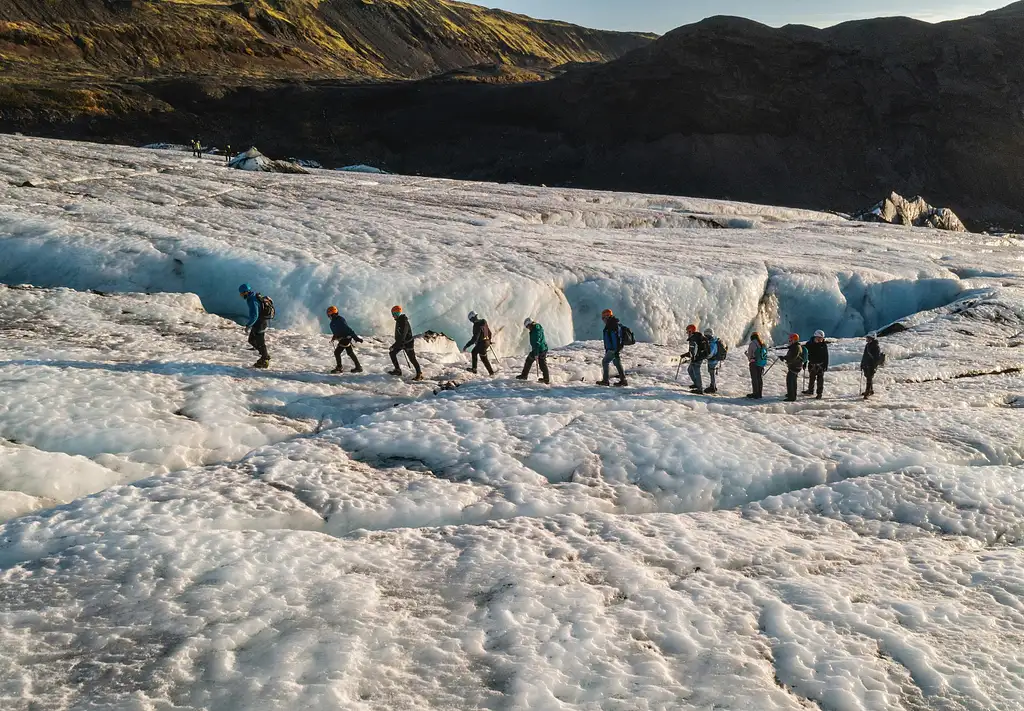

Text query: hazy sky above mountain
(487, 1), (1003, 32)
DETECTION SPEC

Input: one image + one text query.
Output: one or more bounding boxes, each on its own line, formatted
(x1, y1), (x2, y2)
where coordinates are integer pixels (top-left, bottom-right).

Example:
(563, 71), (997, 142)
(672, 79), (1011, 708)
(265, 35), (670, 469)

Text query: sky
(485, 1), (1006, 33)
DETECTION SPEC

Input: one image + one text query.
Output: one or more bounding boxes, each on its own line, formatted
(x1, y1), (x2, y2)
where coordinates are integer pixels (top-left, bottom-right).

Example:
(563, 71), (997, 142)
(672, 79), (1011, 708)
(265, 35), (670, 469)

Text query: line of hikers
(238, 284), (885, 398)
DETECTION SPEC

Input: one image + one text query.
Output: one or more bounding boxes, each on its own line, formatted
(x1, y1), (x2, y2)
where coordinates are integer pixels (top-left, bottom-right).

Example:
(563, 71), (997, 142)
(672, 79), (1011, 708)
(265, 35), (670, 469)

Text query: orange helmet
(391, 305), (403, 315)
(326, 306), (338, 317)
(686, 324), (697, 333)
(601, 309), (613, 319)
(789, 333), (800, 342)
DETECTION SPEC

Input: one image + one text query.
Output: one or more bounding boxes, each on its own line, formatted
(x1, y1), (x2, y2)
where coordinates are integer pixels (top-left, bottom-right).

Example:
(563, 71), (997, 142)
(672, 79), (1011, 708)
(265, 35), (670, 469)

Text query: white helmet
(867, 331), (878, 339)
(703, 327), (714, 337)
(523, 318), (534, 328)
(814, 330), (825, 339)
(468, 311), (478, 322)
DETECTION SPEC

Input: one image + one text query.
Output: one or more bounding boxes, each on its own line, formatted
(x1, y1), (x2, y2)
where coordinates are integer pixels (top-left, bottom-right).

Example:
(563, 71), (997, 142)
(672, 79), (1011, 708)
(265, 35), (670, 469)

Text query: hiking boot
(802, 389), (814, 395)
(538, 377), (551, 384)
(614, 379), (628, 387)
(413, 373), (424, 382)
(351, 366), (364, 373)
(704, 387), (717, 394)
(330, 367), (344, 374)
(815, 393), (823, 400)
(516, 374), (529, 381)
(784, 396), (797, 402)
(689, 387), (703, 394)
(745, 393), (757, 399)
(388, 369), (403, 377)
(253, 358), (269, 370)
(596, 380), (611, 387)
(467, 368), (478, 374)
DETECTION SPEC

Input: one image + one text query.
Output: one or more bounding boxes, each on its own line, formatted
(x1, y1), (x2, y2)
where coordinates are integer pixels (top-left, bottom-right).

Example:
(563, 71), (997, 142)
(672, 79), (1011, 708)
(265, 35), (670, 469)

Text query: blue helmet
(238, 283), (251, 294)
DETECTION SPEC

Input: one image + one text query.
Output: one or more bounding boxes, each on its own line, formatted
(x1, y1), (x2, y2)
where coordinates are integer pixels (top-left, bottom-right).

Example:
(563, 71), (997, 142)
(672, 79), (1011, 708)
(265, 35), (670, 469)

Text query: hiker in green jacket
(517, 318), (550, 384)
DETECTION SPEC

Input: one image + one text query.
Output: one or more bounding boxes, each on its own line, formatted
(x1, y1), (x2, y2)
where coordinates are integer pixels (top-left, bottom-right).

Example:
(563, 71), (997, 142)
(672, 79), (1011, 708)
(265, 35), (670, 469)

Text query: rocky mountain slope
(0, 0), (652, 79)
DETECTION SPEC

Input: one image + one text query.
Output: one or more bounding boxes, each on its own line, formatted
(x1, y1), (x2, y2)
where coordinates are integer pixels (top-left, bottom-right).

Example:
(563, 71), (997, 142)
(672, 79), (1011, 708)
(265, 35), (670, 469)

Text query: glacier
(0, 134), (1023, 711)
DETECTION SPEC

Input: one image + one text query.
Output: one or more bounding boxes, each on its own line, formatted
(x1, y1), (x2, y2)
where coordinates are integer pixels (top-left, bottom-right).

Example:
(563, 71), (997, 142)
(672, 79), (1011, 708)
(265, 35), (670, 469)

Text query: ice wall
(0, 211), (964, 352)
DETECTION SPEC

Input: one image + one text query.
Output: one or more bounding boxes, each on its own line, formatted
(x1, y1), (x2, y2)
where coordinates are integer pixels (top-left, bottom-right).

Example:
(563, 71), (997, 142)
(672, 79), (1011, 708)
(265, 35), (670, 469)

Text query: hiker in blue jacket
(239, 283), (270, 369)
(598, 309), (628, 387)
(704, 327), (725, 394)
(326, 306), (363, 374)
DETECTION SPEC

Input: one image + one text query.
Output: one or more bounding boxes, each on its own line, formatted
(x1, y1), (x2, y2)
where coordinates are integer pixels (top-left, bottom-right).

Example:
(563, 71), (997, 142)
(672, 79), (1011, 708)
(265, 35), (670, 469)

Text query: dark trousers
(863, 367), (876, 394)
(248, 321), (268, 359)
(390, 344), (420, 375)
(749, 364), (764, 398)
(471, 347), (494, 375)
(807, 363), (825, 395)
(334, 342), (361, 370)
(602, 350), (625, 381)
(521, 352), (549, 380)
(786, 369), (799, 400)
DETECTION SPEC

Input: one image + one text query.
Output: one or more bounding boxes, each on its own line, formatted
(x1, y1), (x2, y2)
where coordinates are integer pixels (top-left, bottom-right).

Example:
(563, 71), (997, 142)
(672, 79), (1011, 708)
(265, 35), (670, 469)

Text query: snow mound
(855, 191), (968, 232)
(338, 164), (388, 174)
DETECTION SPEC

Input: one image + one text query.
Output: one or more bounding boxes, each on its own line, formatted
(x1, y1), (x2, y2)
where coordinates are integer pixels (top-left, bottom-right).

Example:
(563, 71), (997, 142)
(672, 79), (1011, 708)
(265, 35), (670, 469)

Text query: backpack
(800, 344), (809, 369)
(697, 335), (711, 361)
(619, 325), (636, 347)
(713, 338), (728, 360)
(877, 351), (887, 367)
(256, 293), (275, 320)
(481, 321), (492, 344)
(756, 345), (769, 366)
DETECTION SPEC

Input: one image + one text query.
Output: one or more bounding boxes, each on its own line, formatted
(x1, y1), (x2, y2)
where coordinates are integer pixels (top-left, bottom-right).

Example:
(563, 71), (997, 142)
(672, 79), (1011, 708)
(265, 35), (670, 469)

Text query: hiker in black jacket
(861, 332), (883, 398)
(681, 324), (709, 393)
(388, 305), (423, 381)
(803, 330), (829, 399)
(326, 306), (363, 374)
(781, 333), (804, 402)
(464, 311), (495, 375)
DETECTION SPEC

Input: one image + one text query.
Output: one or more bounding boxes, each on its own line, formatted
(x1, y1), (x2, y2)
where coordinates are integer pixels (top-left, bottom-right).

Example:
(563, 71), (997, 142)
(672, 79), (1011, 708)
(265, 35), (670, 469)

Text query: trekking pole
(764, 359), (779, 377)
(489, 345), (502, 371)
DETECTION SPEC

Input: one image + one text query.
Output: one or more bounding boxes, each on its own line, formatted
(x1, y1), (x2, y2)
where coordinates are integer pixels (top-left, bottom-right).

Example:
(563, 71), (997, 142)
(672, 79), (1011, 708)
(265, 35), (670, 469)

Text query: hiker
(681, 324), (709, 393)
(803, 330), (829, 399)
(239, 283), (271, 369)
(746, 332), (768, 399)
(518, 318), (550, 384)
(326, 306), (363, 374)
(192, 139), (202, 158)
(704, 327), (726, 394)
(464, 311), (495, 375)
(861, 331), (883, 398)
(780, 333), (805, 401)
(225, 145), (232, 163)
(598, 309), (628, 387)
(388, 305), (423, 380)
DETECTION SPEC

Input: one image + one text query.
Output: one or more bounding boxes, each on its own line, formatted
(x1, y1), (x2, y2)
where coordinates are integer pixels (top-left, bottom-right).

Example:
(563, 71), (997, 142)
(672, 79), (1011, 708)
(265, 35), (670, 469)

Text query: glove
(355, 337), (364, 343)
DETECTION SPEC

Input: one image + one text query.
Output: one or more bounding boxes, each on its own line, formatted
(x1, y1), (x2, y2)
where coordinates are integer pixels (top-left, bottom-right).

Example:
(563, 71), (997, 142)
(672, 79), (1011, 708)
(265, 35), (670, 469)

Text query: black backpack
(256, 293), (275, 320)
(620, 325), (636, 347)
(714, 338), (728, 360)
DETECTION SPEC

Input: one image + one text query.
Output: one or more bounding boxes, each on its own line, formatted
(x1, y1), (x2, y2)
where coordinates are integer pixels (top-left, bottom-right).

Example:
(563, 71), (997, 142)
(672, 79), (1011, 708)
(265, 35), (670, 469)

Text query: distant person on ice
(389, 305), (423, 381)
(682, 324), (710, 393)
(464, 311), (495, 375)
(746, 331), (768, 399)
(239, 283), (271, 369)
(861, 332), (883, 398)
(326, 306), (363, 374)
(803, 330), (829, 399)
(781, 333), (805, 402)
(598, 309), (628, 387)
(704, 327), (725, 394)
(517, 318), (550, 384)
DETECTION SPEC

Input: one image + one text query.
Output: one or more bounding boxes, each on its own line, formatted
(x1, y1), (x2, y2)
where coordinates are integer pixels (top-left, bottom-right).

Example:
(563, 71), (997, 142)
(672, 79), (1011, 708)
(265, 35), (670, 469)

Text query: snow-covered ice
(0, 134), (1023, 710)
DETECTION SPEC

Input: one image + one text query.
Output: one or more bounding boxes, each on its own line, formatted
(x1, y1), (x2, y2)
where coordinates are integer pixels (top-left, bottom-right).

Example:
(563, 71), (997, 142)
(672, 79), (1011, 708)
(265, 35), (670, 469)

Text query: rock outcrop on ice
(228, 147), (309, 175)
(854, 192), (968, 232)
